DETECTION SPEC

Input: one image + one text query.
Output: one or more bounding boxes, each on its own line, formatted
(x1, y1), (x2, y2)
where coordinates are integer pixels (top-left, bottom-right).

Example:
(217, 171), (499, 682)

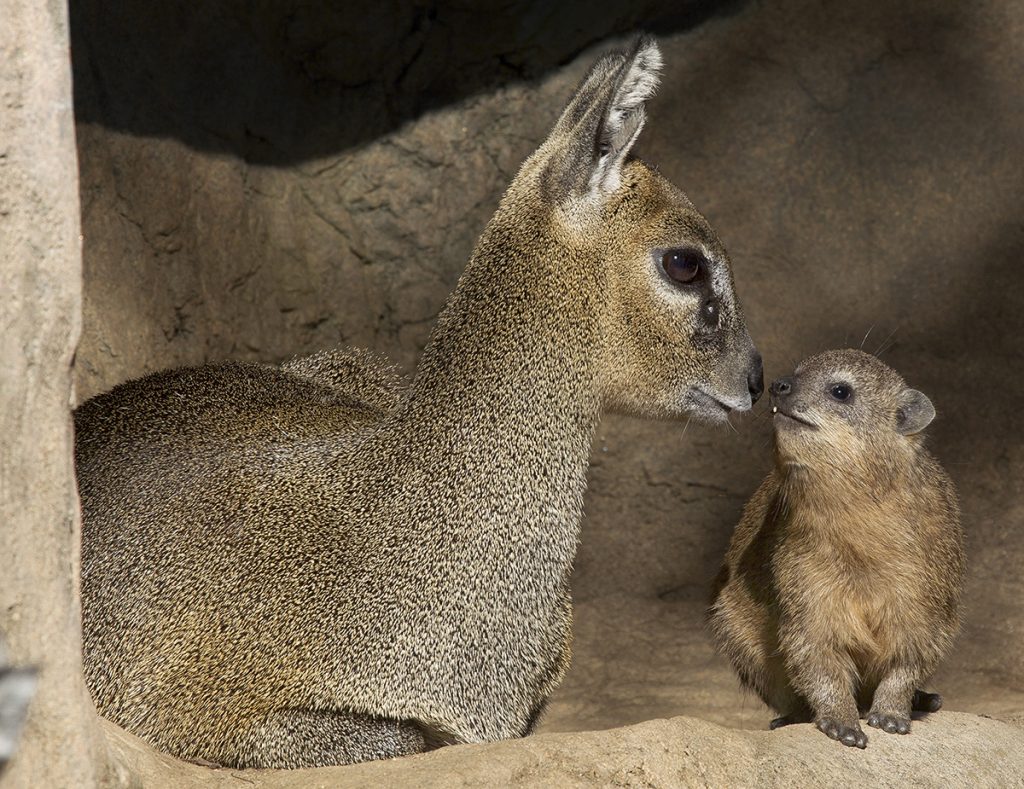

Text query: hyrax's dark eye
(661, 249), (703, 284)
(830, 384), (852, 402)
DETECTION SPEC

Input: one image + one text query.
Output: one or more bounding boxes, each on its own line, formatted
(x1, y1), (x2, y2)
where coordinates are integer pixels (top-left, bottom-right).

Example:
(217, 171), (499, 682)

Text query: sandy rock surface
(103, 712), (1023, 788)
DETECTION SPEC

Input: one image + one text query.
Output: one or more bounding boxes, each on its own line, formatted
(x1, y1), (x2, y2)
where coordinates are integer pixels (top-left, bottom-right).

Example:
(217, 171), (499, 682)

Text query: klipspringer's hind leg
(766, 689), (813, 730)
(912, 688), (943, 713)
(237, 708), (428, 769)
(523, 698), (550, 736)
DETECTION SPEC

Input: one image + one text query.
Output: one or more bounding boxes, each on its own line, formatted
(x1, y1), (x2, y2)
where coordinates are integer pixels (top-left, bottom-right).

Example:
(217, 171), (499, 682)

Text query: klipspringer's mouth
(771, 405), (817, 429)
(686, 388), (751, 423)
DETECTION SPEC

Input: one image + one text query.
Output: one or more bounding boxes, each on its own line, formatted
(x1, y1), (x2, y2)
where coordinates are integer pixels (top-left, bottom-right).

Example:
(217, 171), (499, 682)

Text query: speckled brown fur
(76, 38), (762, 768)
(708, 350), (964, 749)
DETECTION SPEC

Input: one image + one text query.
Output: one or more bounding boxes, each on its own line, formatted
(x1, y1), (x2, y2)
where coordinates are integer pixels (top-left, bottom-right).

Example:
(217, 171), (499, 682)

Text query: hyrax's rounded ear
(542, 36), (662, 207)
(896, 389), (936, 435)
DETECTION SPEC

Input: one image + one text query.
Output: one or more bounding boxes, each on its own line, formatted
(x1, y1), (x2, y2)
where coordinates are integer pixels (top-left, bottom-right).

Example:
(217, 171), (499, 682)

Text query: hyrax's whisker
(875, 326), (899, 357)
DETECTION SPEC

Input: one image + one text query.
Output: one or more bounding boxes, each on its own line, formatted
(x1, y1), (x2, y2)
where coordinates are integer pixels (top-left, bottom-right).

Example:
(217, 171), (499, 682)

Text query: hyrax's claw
(867, 712), (911, 735)
(816, 717), (868, 748)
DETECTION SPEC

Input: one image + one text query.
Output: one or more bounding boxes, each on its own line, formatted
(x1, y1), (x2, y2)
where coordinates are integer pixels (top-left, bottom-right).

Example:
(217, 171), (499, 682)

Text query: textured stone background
(1, 1), (109, 785)
(71, 0), (1024, 741)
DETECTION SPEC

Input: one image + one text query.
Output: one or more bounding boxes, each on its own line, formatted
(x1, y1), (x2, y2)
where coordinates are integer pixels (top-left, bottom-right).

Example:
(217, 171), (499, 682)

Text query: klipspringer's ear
(543, 36), (662, 206)
(896, 389), (935, 435)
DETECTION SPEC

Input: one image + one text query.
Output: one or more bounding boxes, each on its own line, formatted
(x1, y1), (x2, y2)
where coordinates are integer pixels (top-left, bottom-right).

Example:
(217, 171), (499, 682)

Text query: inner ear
(896, 388), (935, 435)
(594, 37), (662, 180)
(543, 36), (662, 206)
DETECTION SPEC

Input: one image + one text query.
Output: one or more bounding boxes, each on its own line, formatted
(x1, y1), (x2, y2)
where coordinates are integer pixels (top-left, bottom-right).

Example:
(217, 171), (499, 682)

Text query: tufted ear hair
(542, 36), (662, 207)
(896, 389), (935, 435)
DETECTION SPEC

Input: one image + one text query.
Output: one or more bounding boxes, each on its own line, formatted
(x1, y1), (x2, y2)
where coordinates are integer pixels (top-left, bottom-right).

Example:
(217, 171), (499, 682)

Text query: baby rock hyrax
(708, 349), (964, 748)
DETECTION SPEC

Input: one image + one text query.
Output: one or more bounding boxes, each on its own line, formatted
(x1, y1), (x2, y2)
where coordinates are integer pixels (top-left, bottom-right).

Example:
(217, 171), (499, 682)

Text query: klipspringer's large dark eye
(830, 383), (852, 402)
(661, 248), (703, 284)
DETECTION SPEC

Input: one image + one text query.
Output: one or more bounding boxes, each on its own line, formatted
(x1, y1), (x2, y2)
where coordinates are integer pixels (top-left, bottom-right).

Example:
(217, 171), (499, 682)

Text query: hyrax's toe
(867, 712), (911, 735)
(816, 718), (868, 749)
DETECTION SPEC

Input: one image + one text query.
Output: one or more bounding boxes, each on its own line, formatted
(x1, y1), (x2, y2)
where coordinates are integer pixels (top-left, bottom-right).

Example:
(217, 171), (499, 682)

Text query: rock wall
(0, 1), (109, 785)
(71, 0), (730, 398)
(71, 0), (1024, 744)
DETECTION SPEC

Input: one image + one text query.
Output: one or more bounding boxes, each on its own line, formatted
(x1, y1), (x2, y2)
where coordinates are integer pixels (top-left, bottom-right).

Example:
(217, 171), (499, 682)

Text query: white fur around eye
(828, 371), (856, 394)
(646, 253), (703, 308)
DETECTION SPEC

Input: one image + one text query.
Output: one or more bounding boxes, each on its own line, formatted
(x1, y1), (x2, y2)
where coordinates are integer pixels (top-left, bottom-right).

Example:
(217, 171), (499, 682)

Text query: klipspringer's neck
(398, 204), (606, 540)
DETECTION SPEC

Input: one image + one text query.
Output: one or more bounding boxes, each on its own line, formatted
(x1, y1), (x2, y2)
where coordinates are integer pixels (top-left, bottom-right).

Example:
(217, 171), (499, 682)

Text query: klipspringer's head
(769, 349), (936, 472)
(511, 36), (762, 424)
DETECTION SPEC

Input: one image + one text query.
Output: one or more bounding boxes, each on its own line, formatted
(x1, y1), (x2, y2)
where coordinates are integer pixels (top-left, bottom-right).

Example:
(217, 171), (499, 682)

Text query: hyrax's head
(769, 349), (936, 474)
(506, 37), (762, 423)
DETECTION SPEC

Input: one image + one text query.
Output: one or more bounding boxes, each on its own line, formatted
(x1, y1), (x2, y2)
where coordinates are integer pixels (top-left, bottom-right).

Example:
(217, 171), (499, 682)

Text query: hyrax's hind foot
(912, 689), (943, 713)
(867, 711), (911, 735)
(769, 711), (811, 730)
(816, 718), (868, 749)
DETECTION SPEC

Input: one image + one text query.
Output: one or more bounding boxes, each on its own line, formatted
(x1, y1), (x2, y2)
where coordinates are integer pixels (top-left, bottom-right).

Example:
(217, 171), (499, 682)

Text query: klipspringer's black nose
(748, 352), (764, 404)
(770, 376), (793, 398)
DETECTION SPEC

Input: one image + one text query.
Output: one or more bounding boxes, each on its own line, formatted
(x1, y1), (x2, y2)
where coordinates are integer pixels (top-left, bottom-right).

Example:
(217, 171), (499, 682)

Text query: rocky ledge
(103, 710), (1023, 788)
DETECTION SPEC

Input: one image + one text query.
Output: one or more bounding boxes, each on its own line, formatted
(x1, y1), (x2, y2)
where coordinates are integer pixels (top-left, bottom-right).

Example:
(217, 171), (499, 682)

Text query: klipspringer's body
(77, 38), (764, 768)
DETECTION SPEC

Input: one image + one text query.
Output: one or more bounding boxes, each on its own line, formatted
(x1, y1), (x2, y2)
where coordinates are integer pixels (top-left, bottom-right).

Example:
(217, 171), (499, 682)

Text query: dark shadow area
(71, 0), (746, 165)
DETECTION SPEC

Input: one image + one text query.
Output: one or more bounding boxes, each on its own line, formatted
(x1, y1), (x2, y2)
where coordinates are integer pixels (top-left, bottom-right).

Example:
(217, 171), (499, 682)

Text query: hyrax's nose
(747, 352), (764, 404)
(770, 377), (793, 398)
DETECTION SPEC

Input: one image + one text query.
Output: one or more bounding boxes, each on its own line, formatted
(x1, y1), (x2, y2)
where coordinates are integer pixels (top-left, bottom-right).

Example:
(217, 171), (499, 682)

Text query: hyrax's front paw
(816, 717), (868, 748)
(866, 711), (911, 735)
